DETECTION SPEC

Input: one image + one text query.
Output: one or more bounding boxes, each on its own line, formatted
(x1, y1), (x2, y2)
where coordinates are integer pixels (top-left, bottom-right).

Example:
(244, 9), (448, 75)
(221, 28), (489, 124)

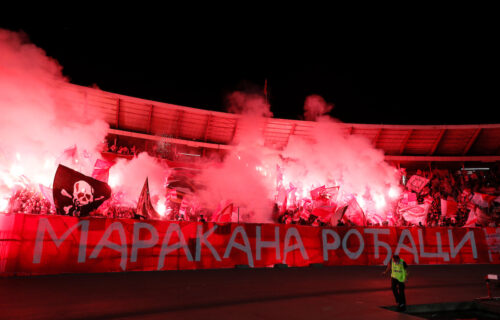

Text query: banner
(1, 213), (498, 276)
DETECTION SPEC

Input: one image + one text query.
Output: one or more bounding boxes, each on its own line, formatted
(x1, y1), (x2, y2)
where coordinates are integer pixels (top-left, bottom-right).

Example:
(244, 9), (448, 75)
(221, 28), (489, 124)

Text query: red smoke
(0, 29), (401, 224)
(303, 95), (334, 121)
(195, 93), (401, 223)
(0, 29), (169, 214)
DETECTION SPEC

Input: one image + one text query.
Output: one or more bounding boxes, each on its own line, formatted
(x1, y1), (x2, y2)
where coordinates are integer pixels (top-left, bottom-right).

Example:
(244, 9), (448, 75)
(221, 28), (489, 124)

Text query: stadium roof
(65, 84), (500, 163)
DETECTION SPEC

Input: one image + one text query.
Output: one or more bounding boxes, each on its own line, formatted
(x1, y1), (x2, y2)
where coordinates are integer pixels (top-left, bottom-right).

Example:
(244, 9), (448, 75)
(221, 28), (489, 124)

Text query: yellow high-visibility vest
(391, 259), (407, 282)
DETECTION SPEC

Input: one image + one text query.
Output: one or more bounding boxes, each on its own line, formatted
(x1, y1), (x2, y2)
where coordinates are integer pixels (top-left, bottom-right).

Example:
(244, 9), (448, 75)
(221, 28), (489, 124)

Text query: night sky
(2, 22), (496, 125)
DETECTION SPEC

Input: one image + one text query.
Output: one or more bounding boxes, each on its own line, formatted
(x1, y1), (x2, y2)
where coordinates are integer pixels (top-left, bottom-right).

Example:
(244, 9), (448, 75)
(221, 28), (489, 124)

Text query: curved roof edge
(64, 83), (500, 159)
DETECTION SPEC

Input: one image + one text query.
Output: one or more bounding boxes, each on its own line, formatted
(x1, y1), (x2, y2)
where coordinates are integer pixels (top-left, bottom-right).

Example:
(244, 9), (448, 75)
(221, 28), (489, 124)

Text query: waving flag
(53, 164), (111, 217)
(62, 145), (77, 159)
(400, 203), (429, 225)
(330, 205), (348, 226)
(312, 205), (336, 220)
(343, 198), (366, 226)
(310, 186), (326, 200)
(471, 192), (497, 208)
(441, 198), (458, 217)
(136, 178), (161, 220)
(92, 158), (114, 183)
(464, 209), (477, 227)
(406, 175), (429, 193)
(213, 201), (234, 223)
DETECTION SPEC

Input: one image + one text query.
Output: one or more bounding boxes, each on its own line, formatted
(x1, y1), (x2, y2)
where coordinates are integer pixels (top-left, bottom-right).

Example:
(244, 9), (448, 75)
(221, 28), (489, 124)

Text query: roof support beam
(428, 129), (446, 155)
(372, 129), (382, 147)
(116, 98), (121, 129)
(346, 126), (353, 137)
(230, 119), (238, 143)
(147, 105), (154, 134)
(462, 128), (481, 155)
(399, 129), (413, 154)
(262, 118), (268, 138)
(203, 114), (212, 141)
(284, 123), (297, 148)
(175, 110), (184, 138)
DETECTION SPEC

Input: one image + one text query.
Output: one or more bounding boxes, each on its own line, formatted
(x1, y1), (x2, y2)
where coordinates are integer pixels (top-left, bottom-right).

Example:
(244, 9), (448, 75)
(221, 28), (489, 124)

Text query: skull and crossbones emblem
(61, 180), (104, 216)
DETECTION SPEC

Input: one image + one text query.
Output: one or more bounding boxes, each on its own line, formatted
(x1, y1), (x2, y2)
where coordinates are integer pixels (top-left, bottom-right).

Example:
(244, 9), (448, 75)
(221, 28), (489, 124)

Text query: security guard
(383, 254), (409, 311)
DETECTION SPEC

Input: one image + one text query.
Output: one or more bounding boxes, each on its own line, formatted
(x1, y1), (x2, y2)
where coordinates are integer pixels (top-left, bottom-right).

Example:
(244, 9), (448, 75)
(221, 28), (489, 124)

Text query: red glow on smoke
(0, 29), (402, 224)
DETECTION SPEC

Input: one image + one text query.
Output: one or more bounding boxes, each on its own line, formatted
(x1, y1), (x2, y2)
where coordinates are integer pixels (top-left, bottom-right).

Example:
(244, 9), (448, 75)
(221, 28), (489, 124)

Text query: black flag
(136, 178), (161, 220)
(53, 164), (111, 217)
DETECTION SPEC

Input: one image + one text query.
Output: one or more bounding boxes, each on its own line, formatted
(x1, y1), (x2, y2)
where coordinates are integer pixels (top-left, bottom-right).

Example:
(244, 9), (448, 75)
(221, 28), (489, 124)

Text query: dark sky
(1, 22), (496, 125)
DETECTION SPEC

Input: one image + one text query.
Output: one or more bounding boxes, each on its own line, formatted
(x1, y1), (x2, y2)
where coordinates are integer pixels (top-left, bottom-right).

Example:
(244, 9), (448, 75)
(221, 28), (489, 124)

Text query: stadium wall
(1, 214), (499, 276)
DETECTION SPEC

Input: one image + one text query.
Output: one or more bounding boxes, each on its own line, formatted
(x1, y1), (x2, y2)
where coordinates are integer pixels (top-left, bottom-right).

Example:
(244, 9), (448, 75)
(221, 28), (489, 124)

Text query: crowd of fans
(107, 143), (139, 156)
(275, 167), (500, 228)
(7, 188), (55, 215)
(404, 167), (499, 227)
(4, 149), (500, 228)
(104, 139), (177, 160)
(104, 140), (140, 156)
(84, 137), (500, 228)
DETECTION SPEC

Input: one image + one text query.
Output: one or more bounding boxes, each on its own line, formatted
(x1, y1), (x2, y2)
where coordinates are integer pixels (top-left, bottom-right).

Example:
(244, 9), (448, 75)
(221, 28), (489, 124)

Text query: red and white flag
(441, 198), (458, 217)
(400, 203), (429, 225)
(213, 201), (234, 223)
(406, 175), (429, 193)
(464, 209), (477, 227)
(310, 186), (326, 200)
(471, 192), (497, 208)
(62, 145), (77, 159)
(330, 206), (348, 226)
(343, 198), (366, 226)
(92, 159), (114, 183)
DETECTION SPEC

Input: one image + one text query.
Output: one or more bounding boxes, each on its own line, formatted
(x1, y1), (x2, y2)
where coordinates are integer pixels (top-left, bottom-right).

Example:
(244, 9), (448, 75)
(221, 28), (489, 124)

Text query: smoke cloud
(108, 153), (169, 205)
(0, 29), (108, 189)
(196, 91), (400, 223)
(226, 91), (273, 118)
(303, 94), (334, 121)
(195, 91), (276, 222)
(0, 29), (169, 212)
(0, 28), (400, 222)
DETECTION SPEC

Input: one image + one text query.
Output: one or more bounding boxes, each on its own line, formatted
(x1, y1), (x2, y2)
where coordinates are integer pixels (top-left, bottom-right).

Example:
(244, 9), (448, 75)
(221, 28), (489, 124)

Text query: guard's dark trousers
(391, 278), (406, 307)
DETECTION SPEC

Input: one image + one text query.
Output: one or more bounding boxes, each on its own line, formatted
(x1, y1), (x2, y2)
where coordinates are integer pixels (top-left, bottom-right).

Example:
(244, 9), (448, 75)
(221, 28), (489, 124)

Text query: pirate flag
(53, 164), (111, 217)
(136, 178), (161, 220)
